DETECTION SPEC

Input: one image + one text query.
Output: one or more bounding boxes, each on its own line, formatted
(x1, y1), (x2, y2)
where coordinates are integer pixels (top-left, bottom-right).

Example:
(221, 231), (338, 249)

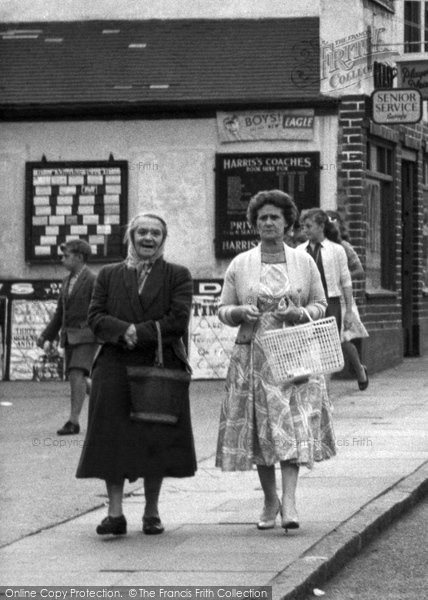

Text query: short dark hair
(60, 239), (91, 262)
(246, 190), (298, 228)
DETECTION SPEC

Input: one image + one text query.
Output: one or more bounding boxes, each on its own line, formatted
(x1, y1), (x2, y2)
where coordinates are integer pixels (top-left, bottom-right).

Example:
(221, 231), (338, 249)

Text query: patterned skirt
(215, 307), (336, 471)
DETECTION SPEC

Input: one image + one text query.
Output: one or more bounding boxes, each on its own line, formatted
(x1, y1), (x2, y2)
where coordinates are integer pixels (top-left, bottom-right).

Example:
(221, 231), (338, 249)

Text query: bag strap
(301, 307), (313, 323)
(155, 321), (164, 367)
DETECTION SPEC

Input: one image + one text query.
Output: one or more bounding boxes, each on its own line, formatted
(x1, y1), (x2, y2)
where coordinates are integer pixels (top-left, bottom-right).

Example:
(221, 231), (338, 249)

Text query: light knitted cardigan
(218, 243), (327, 344)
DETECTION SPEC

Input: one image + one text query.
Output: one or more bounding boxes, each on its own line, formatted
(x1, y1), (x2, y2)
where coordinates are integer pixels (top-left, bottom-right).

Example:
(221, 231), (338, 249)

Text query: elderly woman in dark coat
(76, 213), (196, 536)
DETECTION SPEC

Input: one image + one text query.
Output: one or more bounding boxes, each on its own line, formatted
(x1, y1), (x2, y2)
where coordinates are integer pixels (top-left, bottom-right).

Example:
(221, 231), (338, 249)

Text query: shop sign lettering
(397, 60), (428, 100)
(217, 109), (314, 142)
(371, 88), (422, 124)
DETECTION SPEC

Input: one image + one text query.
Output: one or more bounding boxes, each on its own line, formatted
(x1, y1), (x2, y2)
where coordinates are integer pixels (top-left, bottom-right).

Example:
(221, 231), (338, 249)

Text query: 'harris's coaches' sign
(215, 152), (320, 258)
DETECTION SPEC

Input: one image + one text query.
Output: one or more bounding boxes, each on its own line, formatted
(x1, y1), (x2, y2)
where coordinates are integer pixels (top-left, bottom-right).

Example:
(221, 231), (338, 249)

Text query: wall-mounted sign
(188, 280), (235, 379)
(215, 152), (320, 258)
(217, 109), (314, 142)
(320, 26), (394, 94)
(397, 60), (428, 100)
(370, 88), (423, 124)
(0, 280), (63, 381)
(1, 278), (237, 381)
(25, 160), (128, 263)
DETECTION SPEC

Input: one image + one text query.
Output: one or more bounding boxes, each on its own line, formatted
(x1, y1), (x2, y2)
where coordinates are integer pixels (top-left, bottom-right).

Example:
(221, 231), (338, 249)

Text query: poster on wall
(189, 280), (236, 379)
(0, 291), (7, 380)
(217, 109), (314, 142)
(0, 280), (64, 381)
(25, 160), (128, 263)
(215, 152), (320, 258)
(9, 299), (63, 381)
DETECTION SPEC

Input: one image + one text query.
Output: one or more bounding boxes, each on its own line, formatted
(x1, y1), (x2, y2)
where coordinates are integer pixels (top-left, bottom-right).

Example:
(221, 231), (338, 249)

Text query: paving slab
(0, 356), (428, 598)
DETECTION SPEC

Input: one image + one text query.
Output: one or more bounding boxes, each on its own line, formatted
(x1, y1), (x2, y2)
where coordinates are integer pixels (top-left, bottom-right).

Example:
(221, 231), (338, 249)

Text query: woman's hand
(124, 324), (137, 349)
(273, 298), (303, 325)
(234, 304), (261, 324)
(343, 308), (354, 330)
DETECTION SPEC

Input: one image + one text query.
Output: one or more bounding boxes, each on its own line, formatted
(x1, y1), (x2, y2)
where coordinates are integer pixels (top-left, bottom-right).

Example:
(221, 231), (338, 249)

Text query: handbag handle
(300, 307), (313, 323)
(281, 306), (313, 329)
(154, 321), (164, 367)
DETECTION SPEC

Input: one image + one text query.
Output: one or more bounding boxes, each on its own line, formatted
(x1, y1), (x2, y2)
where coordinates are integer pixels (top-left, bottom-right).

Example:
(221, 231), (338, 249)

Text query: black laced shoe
(57, 421), (80, 435)
(96, 515), (127, 535)
(142, 516), (164, 535)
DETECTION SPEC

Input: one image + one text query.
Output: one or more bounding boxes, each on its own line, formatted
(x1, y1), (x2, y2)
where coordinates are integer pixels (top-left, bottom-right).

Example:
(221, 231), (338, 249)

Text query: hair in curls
(247, 190), (298, 229)
(301, 208), (341, 243)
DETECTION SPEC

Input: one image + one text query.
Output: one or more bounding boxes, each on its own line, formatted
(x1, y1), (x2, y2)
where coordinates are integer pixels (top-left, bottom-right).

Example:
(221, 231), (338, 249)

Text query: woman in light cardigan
(216, 190), (336, 533)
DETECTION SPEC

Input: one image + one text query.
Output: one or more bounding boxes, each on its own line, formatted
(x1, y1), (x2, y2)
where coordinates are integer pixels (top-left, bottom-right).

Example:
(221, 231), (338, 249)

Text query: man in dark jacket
(37, 239), (98, 435)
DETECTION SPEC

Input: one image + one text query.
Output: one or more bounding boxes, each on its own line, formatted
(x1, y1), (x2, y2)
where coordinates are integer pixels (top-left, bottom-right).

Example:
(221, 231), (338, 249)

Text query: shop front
(0, 18), (343, 379)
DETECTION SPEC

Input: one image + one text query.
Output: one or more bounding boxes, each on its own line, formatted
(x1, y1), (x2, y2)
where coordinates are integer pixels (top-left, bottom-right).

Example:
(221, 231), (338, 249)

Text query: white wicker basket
(259, 316), (344, 383)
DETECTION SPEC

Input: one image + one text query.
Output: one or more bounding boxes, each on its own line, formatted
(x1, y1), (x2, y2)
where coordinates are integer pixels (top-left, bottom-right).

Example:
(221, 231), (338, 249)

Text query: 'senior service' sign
(370, 88), (422, 125)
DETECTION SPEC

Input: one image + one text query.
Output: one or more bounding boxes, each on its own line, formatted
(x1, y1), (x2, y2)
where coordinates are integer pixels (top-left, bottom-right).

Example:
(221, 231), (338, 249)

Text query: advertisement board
(189, 280), (236, 379)
(397, 60), (428, 100)
(217, 109), (314, 142)
(371, 88), (422, 124)
(215, 152), (320, 258)
(0, 280), (64, 381)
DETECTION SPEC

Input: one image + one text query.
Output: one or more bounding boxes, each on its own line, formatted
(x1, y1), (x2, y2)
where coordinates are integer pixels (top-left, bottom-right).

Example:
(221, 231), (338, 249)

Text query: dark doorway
(401, 159), (419, 356)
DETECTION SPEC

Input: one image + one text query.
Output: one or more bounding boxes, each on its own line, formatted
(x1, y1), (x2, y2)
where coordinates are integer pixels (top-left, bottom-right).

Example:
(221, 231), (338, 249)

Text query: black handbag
(127, 322), (191, 424)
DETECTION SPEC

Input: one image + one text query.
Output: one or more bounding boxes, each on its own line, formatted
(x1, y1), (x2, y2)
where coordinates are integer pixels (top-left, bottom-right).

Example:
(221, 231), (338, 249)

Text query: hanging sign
(397, 60), (428, 100)
(371, 88), (423, 124)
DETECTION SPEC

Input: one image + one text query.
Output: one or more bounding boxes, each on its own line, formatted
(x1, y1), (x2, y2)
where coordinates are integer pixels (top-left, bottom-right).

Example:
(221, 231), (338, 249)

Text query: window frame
(404, 1), (428, 53)
(365, 139), (396, 293)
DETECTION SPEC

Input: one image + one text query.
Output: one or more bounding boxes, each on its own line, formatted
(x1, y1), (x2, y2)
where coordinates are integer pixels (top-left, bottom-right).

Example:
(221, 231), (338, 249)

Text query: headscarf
(124, 213), (168, 292)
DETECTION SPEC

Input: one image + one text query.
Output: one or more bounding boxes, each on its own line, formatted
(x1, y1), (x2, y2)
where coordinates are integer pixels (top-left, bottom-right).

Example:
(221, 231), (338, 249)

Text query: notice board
(25, 160), (128, 263)
(215, 152), (320, 258)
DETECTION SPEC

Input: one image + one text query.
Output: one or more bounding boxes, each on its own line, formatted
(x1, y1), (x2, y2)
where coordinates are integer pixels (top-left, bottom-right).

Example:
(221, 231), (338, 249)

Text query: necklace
(261, 250), (286, 263)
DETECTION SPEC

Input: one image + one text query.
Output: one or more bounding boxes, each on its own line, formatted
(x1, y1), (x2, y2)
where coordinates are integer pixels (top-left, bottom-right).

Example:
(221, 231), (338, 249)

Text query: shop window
(366, 178), (395, 291)
(404, 1), (428, 52)
(367, 143), (393, 175)
(366, 139), (395, 292)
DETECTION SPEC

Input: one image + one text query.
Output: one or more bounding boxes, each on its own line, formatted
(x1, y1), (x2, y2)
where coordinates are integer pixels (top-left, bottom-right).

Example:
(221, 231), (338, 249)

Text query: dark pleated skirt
(76, 344), (197, 483)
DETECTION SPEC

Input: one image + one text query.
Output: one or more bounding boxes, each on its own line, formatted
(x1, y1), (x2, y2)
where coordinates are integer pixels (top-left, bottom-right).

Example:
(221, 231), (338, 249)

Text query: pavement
(0, 356), (428, 599)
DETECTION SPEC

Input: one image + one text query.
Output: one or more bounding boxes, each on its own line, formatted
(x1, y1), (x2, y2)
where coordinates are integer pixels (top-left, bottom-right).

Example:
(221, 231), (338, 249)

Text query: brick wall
(337, 95), (428, 368)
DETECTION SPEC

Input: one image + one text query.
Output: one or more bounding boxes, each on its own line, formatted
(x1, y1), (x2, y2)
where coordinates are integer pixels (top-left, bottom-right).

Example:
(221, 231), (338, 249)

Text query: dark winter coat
(76, 259), (197, 483)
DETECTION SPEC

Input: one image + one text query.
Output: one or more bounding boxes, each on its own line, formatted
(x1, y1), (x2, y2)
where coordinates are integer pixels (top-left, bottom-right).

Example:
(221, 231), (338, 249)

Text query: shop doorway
(401, 159), (419, 356)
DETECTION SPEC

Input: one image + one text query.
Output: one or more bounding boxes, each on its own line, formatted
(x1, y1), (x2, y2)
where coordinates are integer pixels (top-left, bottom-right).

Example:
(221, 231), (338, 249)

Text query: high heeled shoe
(281, 499), (300, 532)
(282, 516), (300, 532)
(257, 498), (282, 530)
(358, 366), (369, 391)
